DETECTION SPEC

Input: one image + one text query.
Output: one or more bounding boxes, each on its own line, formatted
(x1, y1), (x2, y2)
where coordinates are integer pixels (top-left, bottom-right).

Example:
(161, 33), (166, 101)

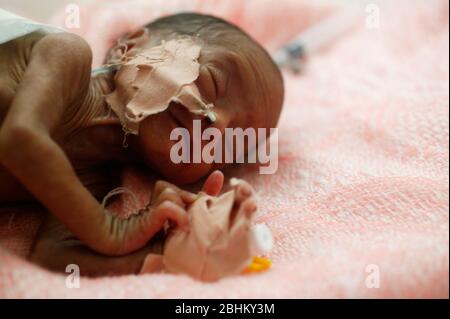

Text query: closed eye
(198, 64), (228, 103)
(208, 66), (227, 99)
(209, 70), (219, 99)
(197, 66), (217, 102)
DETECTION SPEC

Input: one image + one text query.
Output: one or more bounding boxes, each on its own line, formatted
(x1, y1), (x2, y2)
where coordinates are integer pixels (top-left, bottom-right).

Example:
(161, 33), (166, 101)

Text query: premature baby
(0, 12), (284, 276)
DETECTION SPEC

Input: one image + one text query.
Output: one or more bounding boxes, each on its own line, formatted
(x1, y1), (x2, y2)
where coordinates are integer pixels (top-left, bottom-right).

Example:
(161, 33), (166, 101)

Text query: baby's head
(105, 13), (284, 184)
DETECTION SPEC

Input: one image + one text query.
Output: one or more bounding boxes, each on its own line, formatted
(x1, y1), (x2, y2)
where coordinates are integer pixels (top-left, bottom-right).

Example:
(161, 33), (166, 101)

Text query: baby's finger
(238, 197), (258, 219)
(230, 178), (254, 203)
(153, 188), (185, 208)
(229, 199), (255, 238)
(148, 201), (189, 233)
(151, 180), (180, 202)
(178, 190), (198, 204)
(151, 180), (197, 205)
(228, 198), (257, 239)
(202, 170), (224, 196)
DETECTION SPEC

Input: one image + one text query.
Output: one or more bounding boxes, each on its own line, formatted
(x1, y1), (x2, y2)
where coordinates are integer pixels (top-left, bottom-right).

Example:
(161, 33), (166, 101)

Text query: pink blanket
(0, 0), (448, 298)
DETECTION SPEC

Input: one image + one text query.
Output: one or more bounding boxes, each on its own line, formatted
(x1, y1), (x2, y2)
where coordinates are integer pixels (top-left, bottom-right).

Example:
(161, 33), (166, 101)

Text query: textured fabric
(0, 0), (448, 298)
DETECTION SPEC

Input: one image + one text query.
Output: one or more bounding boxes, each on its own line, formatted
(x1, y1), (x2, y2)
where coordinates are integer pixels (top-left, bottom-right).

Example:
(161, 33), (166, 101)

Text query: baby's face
(117, 31), (282, 184)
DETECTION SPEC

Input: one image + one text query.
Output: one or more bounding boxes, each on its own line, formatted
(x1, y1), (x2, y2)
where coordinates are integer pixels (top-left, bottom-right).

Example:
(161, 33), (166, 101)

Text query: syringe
(273, 3), (364, 73)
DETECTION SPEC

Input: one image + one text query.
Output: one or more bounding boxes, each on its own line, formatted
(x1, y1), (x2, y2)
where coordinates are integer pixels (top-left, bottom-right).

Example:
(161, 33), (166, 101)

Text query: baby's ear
(105, 28), (149, 64)
(125, 28), (148, 44)
(120, 28), (150, 53)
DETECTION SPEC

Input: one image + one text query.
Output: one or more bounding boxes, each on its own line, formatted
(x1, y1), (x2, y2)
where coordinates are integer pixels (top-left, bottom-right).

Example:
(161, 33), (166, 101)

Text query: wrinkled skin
(0, 21), (279, 275)
(31, 171), (258, 277)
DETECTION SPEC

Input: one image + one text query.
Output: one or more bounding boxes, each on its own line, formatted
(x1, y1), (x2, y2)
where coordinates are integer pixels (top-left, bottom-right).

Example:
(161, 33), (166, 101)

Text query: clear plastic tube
(274, 3), (364, 68)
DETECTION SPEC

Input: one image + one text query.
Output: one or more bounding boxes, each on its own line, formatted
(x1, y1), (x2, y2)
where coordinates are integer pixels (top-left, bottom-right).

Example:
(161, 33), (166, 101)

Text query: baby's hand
(149, 169), (225, 210)
(145, 169), (224, 229)
(142, 180), (199, 232)
(101, 171), (225, 255)
(159, 175), (259, 281)
(230, 178), (257, 216)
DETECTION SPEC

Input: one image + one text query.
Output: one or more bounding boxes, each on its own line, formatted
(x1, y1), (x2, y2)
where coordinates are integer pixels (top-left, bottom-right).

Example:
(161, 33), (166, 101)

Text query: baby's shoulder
(0, 31), (93, 128)
(0, 31), (92, 80)
(0, 31), (48, 121)
(0, 30), (47, 68)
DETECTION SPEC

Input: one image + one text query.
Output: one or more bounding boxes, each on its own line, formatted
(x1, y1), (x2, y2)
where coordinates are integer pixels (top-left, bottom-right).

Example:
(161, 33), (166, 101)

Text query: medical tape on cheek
(105, 36), (216, 136)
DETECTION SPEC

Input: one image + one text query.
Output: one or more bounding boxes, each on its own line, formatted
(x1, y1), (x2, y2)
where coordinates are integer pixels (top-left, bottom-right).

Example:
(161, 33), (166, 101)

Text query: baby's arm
(0, 33), (188, 256)
(30, 171), (226, 276)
